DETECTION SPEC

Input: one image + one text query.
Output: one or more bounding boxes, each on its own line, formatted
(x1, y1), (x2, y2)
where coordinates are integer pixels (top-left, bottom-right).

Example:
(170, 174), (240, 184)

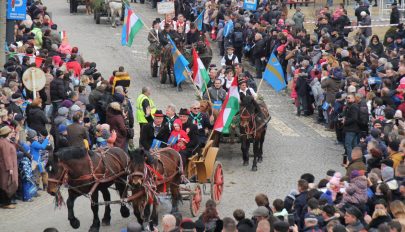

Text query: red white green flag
(213, 77), (240, 133)
(192, 48), (210, 93)
(121, 6), (143, 47)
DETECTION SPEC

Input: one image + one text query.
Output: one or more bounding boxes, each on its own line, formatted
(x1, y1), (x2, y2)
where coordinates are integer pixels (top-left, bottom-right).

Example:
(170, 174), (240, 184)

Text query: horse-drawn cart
(150, 139), (223, 217)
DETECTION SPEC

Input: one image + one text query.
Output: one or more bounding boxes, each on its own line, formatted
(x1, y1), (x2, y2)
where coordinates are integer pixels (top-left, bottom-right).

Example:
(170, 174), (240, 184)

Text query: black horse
(239, 97), (270, 171)
(47, 147), (131, 232)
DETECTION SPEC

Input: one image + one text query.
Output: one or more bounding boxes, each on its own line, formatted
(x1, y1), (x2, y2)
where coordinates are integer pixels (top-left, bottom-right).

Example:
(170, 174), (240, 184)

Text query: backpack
(233, 31), (244, 47)
(358, 101), (369, 129)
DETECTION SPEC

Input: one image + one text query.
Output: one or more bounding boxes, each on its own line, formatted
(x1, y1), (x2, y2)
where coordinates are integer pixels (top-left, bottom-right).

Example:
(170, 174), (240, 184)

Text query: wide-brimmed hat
(0, 126), (11, 136)
(178, 108), (190, 115)
(0, 109), (8, 117)
(110, 102), (121, 111)
(153, 110), (164, 117)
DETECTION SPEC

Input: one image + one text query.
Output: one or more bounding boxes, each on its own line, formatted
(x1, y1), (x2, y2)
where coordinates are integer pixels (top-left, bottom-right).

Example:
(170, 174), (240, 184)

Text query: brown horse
(46, 146), (131, 232)
(239, 98), (271, 171)
(128, 148), (182, 227)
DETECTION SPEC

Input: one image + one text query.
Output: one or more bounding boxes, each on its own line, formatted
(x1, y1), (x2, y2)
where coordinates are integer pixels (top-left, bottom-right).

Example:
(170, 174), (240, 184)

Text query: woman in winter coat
(338, 172), (368, 208)
(26, 98), (49, 134)
(368, 35), (384, 58)
(106, 102), (127, 151)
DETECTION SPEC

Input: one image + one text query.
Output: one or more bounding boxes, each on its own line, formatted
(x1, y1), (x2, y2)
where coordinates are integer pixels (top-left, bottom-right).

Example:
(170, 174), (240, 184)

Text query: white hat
(348, 85), (356, 93)
(360, 11), (367, 17)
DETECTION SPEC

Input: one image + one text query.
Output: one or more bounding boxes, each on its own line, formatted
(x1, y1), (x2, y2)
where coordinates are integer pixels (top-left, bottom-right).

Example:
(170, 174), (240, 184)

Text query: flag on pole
(213, 77), (240, 134)
(167, 135), (178, 146)
(151, 139), (163, 149)
(121, 5), (144, 47)
(262, 51), (287, 92)
(192, 48), (210, 93)
(195, 10), (205, 31)
(168, 35), (190, 85)
(59, 30), (67, 41)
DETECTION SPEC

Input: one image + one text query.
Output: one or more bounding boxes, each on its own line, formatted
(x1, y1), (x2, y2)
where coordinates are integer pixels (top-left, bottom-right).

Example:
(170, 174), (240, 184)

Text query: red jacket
(66, 60), (82, 77)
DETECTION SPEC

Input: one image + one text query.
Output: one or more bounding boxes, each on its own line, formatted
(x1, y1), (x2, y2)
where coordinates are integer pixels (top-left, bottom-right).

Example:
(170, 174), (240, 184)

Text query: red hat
(153, 110), (164, 117)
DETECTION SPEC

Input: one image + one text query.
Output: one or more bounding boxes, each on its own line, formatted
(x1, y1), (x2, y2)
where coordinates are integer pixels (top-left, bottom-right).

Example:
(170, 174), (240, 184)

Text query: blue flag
(167, 135), (178, 146)
(195, 10), (205, 31)
(151, 139), (162, 149)
(262, 51), (286, 92)
(168, 35), (190, 85)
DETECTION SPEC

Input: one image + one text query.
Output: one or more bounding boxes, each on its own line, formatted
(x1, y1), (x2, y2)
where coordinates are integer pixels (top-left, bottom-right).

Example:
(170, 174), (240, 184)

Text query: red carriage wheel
(210, 161), (224, 204)
(190, 184), (202, 217)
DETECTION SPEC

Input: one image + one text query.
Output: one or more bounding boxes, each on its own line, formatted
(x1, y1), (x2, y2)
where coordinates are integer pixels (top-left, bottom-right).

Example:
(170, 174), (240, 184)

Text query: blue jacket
(31, 138), (49, 173)
(223, 20), (234, 38)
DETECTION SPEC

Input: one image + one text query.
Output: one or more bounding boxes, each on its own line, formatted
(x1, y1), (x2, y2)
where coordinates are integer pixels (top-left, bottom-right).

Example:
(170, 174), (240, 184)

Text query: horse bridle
(47, 165), (68, 187)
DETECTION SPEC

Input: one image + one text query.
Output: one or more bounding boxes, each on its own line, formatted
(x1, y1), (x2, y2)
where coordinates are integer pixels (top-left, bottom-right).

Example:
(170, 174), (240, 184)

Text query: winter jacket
(343, 103), (360, 133)
(106, 108), (127, 149)
(391, 7), (400, 24)
(27, 106), (48, 133)
(50, 77), (68, 102)
(292, 11), (305, 31)
(321, 77), (341, 104)
(368, 42), (384, 57)
(340, 176), (368, 206)
(309, 78), (324, 106)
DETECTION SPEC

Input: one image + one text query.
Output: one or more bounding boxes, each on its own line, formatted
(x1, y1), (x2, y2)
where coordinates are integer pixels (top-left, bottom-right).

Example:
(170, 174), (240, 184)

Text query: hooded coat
(0, 138), (18, 197)
(170, 119), (190, 152)
(340, 176), (368, 206)
(106, 108), (127, 149)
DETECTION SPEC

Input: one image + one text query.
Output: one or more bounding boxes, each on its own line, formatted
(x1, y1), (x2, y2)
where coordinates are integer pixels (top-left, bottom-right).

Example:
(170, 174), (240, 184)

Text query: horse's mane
(128, 148), (146, 165)
(57, 146), (87, 161)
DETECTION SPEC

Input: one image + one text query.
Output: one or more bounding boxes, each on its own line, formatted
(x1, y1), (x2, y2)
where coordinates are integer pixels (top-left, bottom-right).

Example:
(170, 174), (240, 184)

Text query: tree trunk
(0, 0), (6, 68)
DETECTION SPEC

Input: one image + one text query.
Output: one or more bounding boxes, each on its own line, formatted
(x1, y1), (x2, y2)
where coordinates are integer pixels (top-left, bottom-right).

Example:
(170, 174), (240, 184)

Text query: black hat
(345, 206), (362, 219)
(179, 108), (190, 115)
(153, 110), (164, 117)
(55, 69), (63, 77)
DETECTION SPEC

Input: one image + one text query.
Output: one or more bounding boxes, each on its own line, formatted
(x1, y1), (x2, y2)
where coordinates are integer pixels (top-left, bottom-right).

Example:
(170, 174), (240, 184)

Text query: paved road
(1, 1), (344, 231)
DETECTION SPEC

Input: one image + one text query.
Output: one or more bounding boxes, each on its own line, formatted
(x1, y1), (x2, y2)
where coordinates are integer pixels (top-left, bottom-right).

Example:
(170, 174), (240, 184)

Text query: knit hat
(58, 124), (67, 133)
(61, 99), (73, 108)
(347, 85), (356, 93)
(382, 166), (394, 181)
(70, 104), (81, 113)
(350, 170), (365, 180)
(329, 172), (342, 186)
(27, 129), (37, 139)
(58, 107), (69, 116)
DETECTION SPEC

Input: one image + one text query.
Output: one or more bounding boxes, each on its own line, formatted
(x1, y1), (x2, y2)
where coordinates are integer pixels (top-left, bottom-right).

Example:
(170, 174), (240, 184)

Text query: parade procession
(4, 0), (405, 231)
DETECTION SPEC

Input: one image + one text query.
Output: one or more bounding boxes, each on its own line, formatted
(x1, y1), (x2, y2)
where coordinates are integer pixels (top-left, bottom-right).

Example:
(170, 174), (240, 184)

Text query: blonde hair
(390, 200), (405, 218)
(372, 208), (387, 219)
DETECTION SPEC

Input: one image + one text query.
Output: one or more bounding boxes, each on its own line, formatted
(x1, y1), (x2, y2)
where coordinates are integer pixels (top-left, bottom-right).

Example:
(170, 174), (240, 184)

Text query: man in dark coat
(140, 110), (170, 150)
(50, 69), (69, 118)
(178, 108), (200, 165)
(294, 179), (309, 230)
(390, 3), (401, 24)
(0, 126), (18, 209)
(251, 33), (267, 79)
(67, 111), (89, 148)
(343, 93), (360, 162)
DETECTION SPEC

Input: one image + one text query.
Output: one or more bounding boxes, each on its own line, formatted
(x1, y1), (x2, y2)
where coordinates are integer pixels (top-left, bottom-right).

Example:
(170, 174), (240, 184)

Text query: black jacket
(182, 120), (200, 152)
(391, 7), (400, 24)
(251, 39), (267, 59)
(50, 77), (68, 102)
(27, 106), (48, 133)
(140, 122), (171, 150)
(343, 103), (360, 133)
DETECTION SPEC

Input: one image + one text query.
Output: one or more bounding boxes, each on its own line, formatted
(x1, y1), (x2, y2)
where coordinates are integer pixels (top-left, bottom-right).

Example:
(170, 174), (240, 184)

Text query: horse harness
(48, 148), (130, 197)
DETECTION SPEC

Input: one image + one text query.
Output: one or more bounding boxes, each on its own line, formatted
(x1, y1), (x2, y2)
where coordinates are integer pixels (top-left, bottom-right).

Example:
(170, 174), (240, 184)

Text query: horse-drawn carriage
(149, 35), (212, 85)
(46, 139), (222, 231)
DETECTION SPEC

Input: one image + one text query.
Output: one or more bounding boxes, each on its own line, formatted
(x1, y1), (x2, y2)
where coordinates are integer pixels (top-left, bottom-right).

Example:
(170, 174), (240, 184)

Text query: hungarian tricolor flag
(213, 77), (240, 133)
(192, 48), (210, 93)
(121, 5), (143, 47)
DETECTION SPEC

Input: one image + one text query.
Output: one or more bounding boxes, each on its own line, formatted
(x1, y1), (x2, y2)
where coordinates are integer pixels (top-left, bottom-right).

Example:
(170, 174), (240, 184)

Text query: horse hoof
(251, 166), (258, 172)
(70, 218), (81, 229)
(120, 206), (130, 218)
(89, 226), (100, 232)
(258, 157), (263, 163)
(243, 161), (249, 166)
(101, 218), (111, 226)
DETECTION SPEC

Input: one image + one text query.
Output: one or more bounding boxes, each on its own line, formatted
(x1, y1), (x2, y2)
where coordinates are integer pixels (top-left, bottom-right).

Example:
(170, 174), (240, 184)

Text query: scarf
(190, 112), (202, 127)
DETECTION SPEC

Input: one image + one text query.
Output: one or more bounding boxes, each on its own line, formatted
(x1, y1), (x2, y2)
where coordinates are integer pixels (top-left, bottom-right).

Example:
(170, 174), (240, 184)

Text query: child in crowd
(169, 119), (189, 152)
(27, 129), (50, 190)
(273, 199), (288, 221)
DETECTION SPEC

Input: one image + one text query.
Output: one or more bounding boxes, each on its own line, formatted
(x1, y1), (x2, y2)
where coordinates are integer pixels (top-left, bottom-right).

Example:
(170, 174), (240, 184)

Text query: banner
(243, 0), (257, 11)
(7, 0), (27, 20)
(157, 2), (175, 14)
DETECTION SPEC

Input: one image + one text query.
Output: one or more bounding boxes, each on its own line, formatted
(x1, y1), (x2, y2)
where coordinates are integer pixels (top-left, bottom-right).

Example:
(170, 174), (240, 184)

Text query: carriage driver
(239, 79), (264, 124)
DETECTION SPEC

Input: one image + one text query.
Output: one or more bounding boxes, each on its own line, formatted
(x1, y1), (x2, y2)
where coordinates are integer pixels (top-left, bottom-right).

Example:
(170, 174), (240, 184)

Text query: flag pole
(256, 78), (264, 94)
(203, 79), (211, 102)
